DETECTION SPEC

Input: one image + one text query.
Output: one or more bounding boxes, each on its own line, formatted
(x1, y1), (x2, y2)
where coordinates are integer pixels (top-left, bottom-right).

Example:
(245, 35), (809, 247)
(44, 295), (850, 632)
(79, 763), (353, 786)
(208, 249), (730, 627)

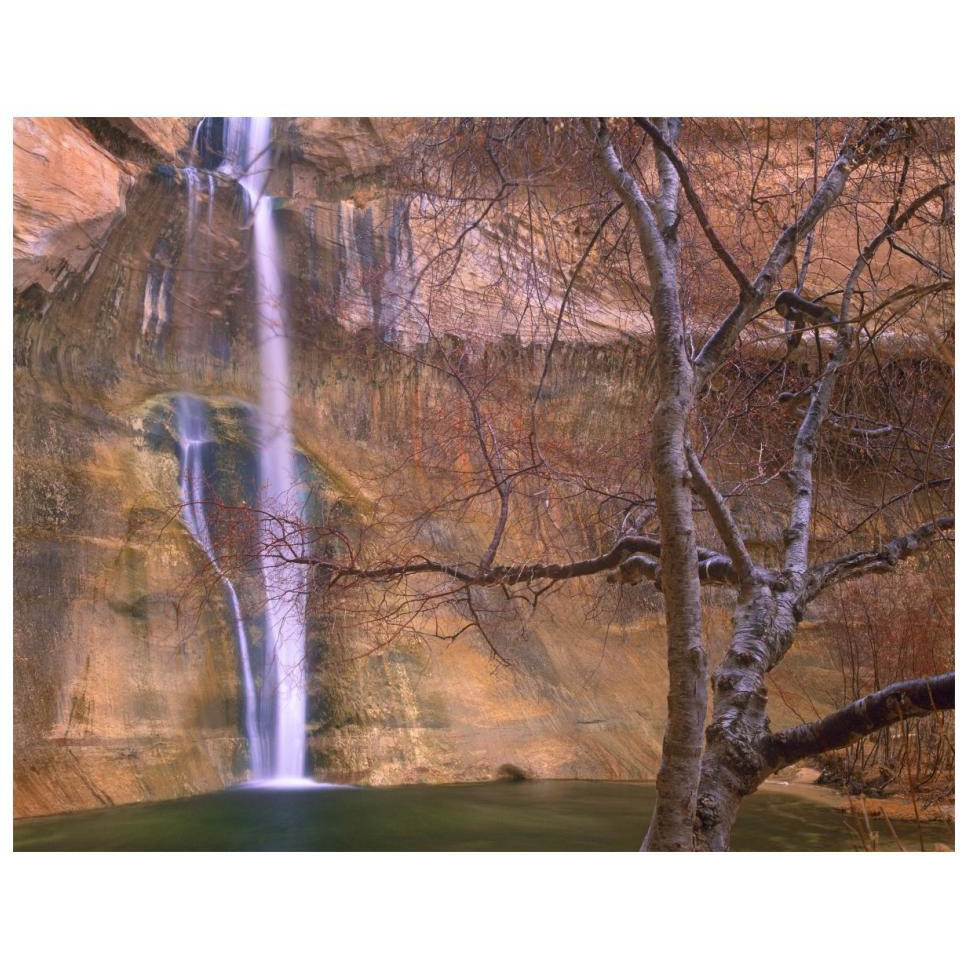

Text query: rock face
(13, 118), (840, 818)
(106, 118), (197, 160)
(13, 119), (134, 297)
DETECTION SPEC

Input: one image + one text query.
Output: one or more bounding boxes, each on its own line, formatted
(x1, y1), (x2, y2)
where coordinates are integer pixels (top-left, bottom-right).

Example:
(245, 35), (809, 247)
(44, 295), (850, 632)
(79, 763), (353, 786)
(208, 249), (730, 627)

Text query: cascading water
(175, 395), (265, 776)
(175, 117), (314, 787)
(225, 117), (311, 785)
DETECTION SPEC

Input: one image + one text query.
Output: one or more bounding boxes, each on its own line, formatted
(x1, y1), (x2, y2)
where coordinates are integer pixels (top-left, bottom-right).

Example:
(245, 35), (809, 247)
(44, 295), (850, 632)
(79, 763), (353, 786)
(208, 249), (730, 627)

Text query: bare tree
(588, 117), (954, 849)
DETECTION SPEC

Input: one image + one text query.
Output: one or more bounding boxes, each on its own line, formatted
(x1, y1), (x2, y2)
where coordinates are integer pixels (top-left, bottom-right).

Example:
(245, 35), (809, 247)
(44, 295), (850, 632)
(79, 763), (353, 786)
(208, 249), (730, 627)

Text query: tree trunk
(591, 120), (709, 850)
(693, 581), (802, 850)
(641, 273), (709, 851)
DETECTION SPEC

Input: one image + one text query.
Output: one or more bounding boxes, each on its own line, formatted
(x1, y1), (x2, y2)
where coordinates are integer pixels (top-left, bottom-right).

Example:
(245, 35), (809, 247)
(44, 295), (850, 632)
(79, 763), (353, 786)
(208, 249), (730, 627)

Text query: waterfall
(206, 173), (216, 231)
(183, 167), (215, 240)
(227, 116), (311, 784)
(174, 117), (313, 787)
(190, 117), (206, 163)
(174, 395), (265, 776)
(184, 167), (200, 238)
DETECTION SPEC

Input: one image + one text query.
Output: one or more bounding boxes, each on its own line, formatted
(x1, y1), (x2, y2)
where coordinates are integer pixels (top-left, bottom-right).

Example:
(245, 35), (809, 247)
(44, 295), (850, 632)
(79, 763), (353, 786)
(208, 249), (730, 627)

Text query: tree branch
(693, 120), (908, 391)
(587, 119), (670, 282)
(649, 117), (682, 242)
(684, 438), (754, 583)
(760, 673), (955, 772)
(780, 296), (847, 573)
(295, 533), (740, 589)
(607, 546), (740, 589)
(805, 516), (954, 599)
(780, 180), (952, 574)
(634, 117), (751, 294)
(531, 200), (623, 417)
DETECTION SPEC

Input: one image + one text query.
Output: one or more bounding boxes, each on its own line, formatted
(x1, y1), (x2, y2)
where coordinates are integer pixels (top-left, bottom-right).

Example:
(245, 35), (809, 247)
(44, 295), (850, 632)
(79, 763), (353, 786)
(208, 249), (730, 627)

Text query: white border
(3, 2), (958, 958)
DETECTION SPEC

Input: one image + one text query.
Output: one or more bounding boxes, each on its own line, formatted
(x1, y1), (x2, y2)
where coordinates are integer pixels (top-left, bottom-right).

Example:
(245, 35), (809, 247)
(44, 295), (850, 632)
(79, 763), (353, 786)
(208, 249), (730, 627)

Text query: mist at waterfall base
(177, 118), (326, 791)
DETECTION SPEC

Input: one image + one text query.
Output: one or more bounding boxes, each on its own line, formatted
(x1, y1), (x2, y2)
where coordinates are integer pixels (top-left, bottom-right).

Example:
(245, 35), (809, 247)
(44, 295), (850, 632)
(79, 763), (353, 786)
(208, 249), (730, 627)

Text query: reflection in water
(13, 781), (952, 852)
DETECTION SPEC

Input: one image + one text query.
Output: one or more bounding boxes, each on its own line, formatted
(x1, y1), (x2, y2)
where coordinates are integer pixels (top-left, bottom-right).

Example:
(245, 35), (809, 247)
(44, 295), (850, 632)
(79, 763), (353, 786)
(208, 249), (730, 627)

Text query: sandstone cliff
(13, 118), (859, 817)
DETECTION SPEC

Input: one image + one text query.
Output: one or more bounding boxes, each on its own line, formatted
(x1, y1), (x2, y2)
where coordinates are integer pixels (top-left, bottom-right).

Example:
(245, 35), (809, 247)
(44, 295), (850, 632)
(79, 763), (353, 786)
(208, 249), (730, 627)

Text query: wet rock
(497, 764), (529, 781)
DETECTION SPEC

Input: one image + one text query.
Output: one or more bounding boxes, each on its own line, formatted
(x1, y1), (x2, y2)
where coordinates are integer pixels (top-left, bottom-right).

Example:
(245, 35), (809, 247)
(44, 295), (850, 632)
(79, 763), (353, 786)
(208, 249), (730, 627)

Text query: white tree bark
(591, 119), (709, 851)
(692, 175), (954, 850)
(583, 118), (955, 851)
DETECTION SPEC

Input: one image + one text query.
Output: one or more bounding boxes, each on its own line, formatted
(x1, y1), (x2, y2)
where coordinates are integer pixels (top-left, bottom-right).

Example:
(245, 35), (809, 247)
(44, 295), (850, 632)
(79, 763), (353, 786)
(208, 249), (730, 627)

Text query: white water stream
(177, 117), (313, 786)
(234, 117), (310, 783)
(175, 395), (265, 775)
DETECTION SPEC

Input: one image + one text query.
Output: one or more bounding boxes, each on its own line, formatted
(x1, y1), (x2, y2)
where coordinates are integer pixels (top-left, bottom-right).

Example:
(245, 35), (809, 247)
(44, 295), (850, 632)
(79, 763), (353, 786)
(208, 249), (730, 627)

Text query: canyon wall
(13, 118), (847, 817)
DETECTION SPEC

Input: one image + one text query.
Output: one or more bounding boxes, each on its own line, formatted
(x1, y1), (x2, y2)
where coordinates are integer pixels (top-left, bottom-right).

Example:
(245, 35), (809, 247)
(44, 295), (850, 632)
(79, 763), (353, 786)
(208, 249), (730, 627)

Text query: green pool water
(13, 780), (953, 852)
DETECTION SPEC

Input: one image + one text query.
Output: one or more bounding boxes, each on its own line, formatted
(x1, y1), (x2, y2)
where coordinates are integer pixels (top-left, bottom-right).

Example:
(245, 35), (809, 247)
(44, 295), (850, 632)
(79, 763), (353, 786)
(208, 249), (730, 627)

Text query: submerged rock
(497, 764), (529, 782)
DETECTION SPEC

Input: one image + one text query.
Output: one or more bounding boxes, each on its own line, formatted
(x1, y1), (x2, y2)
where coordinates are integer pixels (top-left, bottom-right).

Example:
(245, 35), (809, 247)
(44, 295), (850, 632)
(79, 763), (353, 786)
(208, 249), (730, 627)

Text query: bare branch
(824, 419), (893, 439)
(607, 546), (741, 589)
(806, 516), (954, 599)
(780, 296), (847, 572)
(781, 179), (953, 573)
(684, 438), (754, 583)
(293, 531), (742, 592)
(634, 117), (752, 294)
(694, 119), (911, 390)
(587, 119), (669, 278)
(531, 200), (623, 409)
(760, 673), (955, 772)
